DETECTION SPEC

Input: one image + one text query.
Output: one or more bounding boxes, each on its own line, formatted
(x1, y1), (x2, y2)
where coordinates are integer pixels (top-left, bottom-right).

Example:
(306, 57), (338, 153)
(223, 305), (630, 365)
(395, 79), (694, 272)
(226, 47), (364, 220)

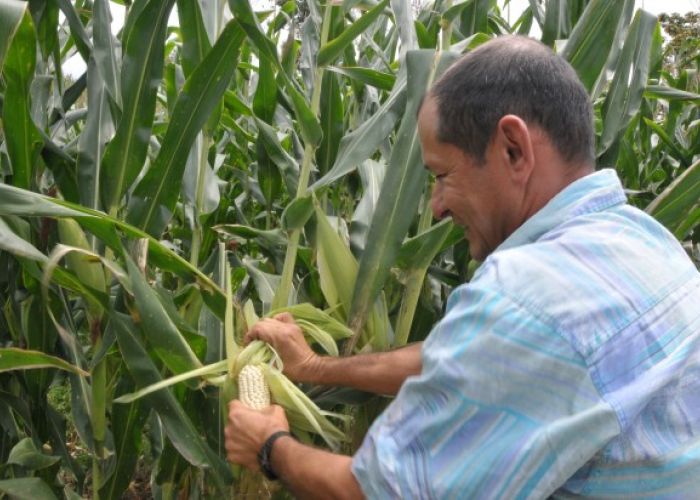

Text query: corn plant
(1, 0), (699, 497)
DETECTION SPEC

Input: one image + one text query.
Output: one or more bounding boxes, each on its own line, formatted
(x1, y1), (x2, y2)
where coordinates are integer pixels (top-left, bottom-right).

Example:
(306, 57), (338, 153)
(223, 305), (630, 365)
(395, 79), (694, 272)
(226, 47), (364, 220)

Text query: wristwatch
(257, 430), (293, 480)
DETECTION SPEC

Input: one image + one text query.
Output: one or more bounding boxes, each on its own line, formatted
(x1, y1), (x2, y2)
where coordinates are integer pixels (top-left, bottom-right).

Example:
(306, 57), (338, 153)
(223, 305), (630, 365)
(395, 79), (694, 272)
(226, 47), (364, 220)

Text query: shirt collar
(496, 168), (628, 253)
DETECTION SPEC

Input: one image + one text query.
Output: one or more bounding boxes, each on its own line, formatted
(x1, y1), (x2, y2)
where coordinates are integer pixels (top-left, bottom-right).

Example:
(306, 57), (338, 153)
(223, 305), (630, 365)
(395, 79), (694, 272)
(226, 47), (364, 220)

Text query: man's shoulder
(471, 205), (698, 355)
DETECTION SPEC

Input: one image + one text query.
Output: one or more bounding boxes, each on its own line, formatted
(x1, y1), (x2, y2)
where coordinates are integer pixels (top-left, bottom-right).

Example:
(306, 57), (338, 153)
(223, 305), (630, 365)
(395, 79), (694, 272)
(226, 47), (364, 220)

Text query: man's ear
(494, 115), (535, 180)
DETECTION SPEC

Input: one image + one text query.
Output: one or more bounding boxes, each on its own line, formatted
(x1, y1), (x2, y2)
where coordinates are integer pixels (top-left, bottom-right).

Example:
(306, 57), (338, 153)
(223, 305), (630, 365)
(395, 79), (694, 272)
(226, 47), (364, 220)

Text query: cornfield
(0, 0), (698, 498)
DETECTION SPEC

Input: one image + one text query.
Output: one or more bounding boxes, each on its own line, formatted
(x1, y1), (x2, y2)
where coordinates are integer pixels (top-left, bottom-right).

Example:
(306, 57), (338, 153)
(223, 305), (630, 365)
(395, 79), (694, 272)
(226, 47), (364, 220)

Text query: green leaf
(348, 50), (457, 340)
(390, 0), (417, 54)
(55, 0), (91, 61)
(176, 0), (212, 78)
(7, 437), (61, 470)
(93, 0), (121, 107)
(328, 65), (396, 91)
(0, 0), (26, 70)
(647, 158), (700, 234)
(228, 0), (280, 67)
(216, 224), (288, 247)
(282, 195), (314, 231)
(642, 117), (691, 166)
(316, 71), (344, 174)
(0, 216), (47, 262)
(110, 313), (232, 488)
(317, 0), (390, 67)
(243, 260), (283, 312)
(126, 256), (203, 375)
(100, 0), (175, 214)
(77, 56), (114, 211)
(350, 159), (386, 253)
(255, 117), (300, 193)
(286, 83), (324, 147)
(29, 0), (59, 61)
(311, 69), (407, 190)
(126, 20), (245, 236)
(269, 303), (353, 340)
(2, 10), (43, 190)
(0, 183), (226, 316)
(598, 9), (658, 160)
(98, 378), (146, 499)
(0, 347), (88, 376)
(561, 0), (634, 93)
(645, 85), (700, 104)
(253, 56), (278, 123)
(396, 219), (461, 270)
(315, 205), (358, 317)
(0, 478), (58, 500)
(443, 0), (475, 23)
(394, 220), (460, 346)
(458, 0), (490, 37)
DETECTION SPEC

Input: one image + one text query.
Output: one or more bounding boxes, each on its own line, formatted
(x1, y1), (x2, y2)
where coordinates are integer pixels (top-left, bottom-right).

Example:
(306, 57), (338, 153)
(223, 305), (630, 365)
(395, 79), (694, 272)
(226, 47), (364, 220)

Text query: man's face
(418, 97), (516, 261)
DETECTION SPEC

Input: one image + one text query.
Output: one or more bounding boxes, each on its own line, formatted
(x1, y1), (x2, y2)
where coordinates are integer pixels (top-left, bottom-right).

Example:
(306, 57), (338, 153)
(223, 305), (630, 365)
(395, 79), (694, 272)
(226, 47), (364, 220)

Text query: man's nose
(431, 186), (448, 220)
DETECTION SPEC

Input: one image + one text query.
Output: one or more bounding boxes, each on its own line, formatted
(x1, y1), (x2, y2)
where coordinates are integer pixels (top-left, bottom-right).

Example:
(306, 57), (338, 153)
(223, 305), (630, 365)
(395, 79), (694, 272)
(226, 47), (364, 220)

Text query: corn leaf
(0, 478), (57, 500)
(126, 256), (203, 375)
(598, 10), (657, 160)
(227, 0), (280, 68)
(110, 313), (232, 486)
(7, 438), (61, 470)
(311, 69), (407, 190)
(77, 57), (114, 212)
(2, 10), (42, 190)
(270, 303), (353, 340)
(317, 0), (390, 67)
(348, 50), (457, 341)
(176, 0), (212, 78)
(315, 205), (358, 316)
(0, 0), (26, 70)
(645, 85), (700, 104)
(328, 65), (396, 91)
(114, 360), (228, 404)
(99, 377), (149, 500)
(390, 0), (418, 54)
(560, 0), (633, 94)
(317, 72), (344, 174)
(0, 348), (88, 376)
(647, 158), (700, 235)
(93, 0), (121, 107)
(0, 183), (227, 316)
(0, 217), (47, 262)
(55, 0), (91, 60)
(100, 0), (175, 213)
(127, 20), (245, 236)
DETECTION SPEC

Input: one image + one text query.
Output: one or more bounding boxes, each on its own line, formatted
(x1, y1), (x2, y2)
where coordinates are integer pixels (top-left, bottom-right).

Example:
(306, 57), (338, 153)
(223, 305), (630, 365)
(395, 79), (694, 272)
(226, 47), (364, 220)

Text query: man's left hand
(225, 400), (290, 470)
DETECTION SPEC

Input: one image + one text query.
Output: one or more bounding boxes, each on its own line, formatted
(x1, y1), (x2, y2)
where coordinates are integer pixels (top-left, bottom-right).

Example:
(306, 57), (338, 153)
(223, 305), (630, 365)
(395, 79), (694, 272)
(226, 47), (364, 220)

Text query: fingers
(273, 312), (295, 324)
(244, 319), (273, 345)
(244, 314), (298, 345)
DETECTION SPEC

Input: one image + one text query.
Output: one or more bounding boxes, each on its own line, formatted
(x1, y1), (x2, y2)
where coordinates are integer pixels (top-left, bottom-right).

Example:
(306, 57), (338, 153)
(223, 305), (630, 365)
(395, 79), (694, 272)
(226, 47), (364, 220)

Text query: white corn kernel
(238, 365), (271, 410)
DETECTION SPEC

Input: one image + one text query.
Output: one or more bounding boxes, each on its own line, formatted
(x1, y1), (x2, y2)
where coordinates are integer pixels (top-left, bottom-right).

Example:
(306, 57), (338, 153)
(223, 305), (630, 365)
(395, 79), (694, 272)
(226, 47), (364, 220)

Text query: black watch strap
(257, 431), (293, 480)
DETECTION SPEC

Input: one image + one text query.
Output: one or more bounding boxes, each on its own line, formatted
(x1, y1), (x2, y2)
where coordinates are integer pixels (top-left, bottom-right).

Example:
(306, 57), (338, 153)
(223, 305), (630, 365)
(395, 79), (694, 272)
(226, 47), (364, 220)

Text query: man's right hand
(245, 312), (322, 383)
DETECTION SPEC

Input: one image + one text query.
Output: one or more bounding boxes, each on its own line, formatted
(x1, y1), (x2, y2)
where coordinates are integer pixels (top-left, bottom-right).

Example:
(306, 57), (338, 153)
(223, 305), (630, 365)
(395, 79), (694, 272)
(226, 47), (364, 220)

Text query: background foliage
(0, 0), (699, 497)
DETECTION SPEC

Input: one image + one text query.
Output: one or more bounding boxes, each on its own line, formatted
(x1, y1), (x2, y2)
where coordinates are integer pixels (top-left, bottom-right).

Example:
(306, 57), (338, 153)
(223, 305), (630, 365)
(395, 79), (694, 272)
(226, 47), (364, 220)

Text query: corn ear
(238, 364), (270, 410)
(262, 364), (346, 450)
(57, 218), (107, 294)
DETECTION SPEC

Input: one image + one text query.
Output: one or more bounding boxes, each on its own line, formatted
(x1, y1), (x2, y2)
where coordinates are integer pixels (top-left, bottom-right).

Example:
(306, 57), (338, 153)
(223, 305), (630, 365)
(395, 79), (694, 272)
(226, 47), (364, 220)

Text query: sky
(62, 0), (699, 78)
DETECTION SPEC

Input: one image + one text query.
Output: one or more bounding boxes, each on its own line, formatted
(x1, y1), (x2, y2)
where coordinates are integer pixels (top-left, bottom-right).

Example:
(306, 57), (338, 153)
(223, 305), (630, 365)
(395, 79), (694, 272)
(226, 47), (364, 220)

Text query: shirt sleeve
(351, 282), (621, 499)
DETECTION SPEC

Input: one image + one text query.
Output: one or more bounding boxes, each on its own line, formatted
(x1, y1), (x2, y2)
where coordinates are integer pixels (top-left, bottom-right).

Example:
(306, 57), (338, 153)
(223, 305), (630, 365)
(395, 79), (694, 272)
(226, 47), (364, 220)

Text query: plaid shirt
(352, 169), (700, 498)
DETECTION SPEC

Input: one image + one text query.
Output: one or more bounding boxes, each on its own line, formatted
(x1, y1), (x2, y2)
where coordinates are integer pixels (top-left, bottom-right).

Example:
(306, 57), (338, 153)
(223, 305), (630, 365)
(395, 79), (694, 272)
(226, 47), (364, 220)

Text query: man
(225, 36), (700, 498)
